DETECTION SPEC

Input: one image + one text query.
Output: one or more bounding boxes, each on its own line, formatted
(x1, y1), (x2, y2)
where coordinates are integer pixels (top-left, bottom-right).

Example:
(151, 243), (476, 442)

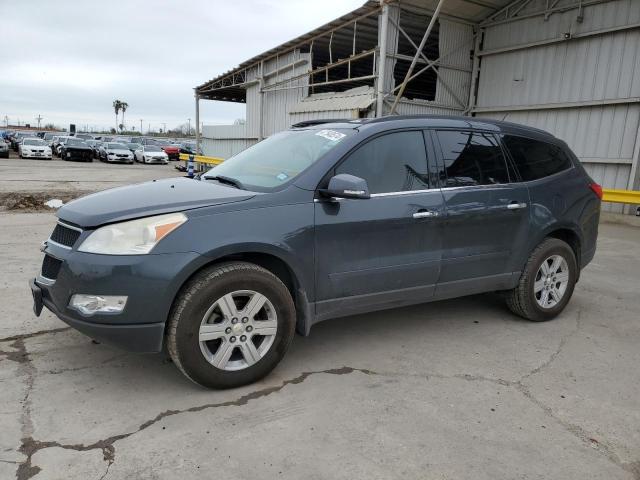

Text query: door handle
(506, 202), (527, 210)
(413, 210), (439, 219)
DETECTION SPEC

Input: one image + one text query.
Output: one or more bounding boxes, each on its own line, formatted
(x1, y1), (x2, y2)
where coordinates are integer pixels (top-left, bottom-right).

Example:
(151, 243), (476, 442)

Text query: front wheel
(167, 262), (296, 389)
(505, 238), (577, 322)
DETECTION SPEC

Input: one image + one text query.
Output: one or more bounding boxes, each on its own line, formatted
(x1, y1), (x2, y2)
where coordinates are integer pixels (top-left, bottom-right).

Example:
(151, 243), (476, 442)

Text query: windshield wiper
(203, 175), (245, 190)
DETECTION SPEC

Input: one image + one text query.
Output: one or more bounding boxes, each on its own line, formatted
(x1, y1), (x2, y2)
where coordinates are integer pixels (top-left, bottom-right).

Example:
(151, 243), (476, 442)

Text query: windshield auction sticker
(315, 129), (346, 142)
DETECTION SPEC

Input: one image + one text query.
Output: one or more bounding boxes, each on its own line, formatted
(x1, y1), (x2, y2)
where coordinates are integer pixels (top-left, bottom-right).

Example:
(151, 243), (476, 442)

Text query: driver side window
(335, 131), (430, 194)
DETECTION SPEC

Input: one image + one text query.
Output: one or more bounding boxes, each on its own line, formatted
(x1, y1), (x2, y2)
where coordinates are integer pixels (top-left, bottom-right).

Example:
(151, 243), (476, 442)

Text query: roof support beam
(389, 0), (446, 115)
(376, 2), (390, 117)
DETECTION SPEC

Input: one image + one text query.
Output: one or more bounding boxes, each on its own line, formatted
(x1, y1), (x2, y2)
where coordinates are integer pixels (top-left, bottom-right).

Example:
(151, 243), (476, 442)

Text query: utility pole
(187, 118), (191, 136)
(36, 114), (43, 129)
(140, 119), (143, 135)
(162, 123), (166, 134)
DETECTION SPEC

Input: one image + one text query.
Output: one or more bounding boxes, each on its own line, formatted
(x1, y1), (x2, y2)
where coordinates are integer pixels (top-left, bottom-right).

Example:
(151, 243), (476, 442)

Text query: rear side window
(435, 130), (509, 187)
(502, 135), (573, 181)
(335, 131), (430, 194)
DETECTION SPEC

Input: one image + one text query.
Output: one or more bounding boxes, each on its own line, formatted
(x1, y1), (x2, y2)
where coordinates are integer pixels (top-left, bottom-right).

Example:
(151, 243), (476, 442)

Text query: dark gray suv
(30, 116), (602, 389)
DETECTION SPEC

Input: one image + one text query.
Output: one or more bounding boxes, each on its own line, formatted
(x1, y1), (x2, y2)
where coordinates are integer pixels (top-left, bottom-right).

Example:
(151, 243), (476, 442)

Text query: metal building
(194, 0), (640, 212)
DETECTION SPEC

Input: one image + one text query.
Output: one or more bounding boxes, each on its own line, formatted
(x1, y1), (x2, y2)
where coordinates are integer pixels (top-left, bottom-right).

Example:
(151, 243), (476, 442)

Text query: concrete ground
(0, 154), (179, 197)
(0, 209), (638, 480)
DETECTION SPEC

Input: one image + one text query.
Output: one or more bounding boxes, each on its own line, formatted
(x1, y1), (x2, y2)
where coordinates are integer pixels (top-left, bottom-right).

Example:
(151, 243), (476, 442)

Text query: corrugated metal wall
(475, 0), (640, 213)
(384, 17), (475, 116)
(434, 19), (474, 111)
(201, 124), (258, 159)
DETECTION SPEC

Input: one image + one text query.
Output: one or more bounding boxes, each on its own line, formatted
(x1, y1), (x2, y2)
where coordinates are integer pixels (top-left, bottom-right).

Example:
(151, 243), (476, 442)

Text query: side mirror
(320, 174), (370, 200)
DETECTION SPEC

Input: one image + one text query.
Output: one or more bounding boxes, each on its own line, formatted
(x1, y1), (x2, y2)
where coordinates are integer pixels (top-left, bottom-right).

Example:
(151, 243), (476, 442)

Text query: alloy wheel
(199, 290), (277, 371)
(534, 254), (570, 309)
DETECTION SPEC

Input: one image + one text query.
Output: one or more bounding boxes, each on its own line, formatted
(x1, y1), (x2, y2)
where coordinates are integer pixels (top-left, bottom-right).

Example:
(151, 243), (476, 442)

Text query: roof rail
(290, 119), (352, 128)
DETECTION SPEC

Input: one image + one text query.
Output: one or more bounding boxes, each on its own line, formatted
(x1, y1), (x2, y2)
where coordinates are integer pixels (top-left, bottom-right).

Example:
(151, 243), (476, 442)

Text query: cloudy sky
(0, 0), (364, 132)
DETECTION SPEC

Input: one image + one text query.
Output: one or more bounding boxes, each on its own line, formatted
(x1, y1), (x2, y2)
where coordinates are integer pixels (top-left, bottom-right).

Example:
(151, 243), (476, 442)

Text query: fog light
(69, 295), (127, 315)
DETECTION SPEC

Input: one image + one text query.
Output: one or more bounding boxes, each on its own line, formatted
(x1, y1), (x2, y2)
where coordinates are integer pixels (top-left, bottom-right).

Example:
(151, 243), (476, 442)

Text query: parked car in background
(134, 144), (169, 164)
(75, 133), (93, 140)
(99, 142), (134, 164)
(60, 138), (93, 162)
(19, 138), (52, 159)
(10, 132), (29, 151)
(53, 136), (71, 156)
(120, 142), (139, 155)
(42, 132), (62, 143)
(178, 142), (198, 155)
(155, 140), (180, 160)
(0, 140), (9, 158)
(85, 140), (102, 159)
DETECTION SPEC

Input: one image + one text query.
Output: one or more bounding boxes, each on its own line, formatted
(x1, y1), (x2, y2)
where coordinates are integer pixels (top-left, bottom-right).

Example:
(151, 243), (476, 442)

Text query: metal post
(376, 2), (389, 117)
(258, 60), (265, 141)
(195, 93), (201, 154)
(625, 123), (640, 214)
(466, 27), (483, 115)
(389, 0), (446, 115)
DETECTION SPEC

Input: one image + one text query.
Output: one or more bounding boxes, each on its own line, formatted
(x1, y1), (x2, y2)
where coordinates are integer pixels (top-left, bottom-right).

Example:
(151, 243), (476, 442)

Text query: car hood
(106, 149), (130, 154)
(65, 145), (93, 151)
(162, 146), (180, 152)
(57, 177), (256, 227)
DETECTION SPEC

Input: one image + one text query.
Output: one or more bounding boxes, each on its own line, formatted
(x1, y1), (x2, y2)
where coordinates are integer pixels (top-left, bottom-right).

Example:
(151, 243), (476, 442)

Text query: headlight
(78, 212), (187, 255)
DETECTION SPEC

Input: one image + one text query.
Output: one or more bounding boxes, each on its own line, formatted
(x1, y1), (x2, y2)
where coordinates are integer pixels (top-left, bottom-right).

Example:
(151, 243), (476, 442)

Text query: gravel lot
(0, 157), (639, 480)
(0, 153), (179, 209)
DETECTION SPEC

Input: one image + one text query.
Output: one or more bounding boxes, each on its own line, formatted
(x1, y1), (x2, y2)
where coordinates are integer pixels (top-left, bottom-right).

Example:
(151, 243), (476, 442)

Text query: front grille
(41, 255), (62, 280)
(50, 223), (81, 247)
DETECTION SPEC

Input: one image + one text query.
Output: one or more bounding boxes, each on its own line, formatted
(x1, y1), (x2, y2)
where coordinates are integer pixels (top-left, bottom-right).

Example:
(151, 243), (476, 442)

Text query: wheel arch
(167, 246), (313, 340)
(525, 223), (583, 281)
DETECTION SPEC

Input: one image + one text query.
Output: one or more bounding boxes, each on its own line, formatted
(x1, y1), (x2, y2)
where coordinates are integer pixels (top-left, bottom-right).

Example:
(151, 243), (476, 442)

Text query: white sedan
(100, 142), (134, 164)
(19, 138), (52, 160)
(134, 145), (169, 164)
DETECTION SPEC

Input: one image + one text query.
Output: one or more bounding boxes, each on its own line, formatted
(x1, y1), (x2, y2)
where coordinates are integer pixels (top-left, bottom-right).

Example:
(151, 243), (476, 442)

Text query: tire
(167, 261), (296, 389)
(505, 238), (577, 322)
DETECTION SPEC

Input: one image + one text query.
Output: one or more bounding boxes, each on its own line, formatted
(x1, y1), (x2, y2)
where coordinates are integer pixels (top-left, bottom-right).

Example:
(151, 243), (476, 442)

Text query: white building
(195, 0), (640, 213)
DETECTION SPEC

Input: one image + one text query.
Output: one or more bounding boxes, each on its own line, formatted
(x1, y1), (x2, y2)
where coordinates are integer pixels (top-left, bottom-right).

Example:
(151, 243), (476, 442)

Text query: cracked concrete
(0, 211), (639, 479)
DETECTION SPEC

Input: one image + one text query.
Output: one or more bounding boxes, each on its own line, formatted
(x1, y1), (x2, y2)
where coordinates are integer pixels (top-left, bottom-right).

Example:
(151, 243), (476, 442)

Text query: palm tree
(120, 101), (129, 131)
(112, 100), (121, 132)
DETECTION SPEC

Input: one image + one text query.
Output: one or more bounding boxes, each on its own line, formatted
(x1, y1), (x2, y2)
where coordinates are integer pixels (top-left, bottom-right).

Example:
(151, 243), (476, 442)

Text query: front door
(314, 130), (445, 320)
(430, 129), (530, 295)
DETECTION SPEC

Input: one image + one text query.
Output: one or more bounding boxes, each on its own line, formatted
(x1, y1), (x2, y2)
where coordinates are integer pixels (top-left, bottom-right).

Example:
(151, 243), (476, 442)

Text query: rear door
(314, 130), (445, 319)
(431, 129), (530, 293)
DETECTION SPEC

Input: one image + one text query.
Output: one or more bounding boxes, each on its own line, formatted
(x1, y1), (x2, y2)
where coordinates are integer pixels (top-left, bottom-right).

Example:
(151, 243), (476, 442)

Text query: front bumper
(107, 156), (133, 163)
(32, 279), (165, 352)
(33, 243), (204, 353)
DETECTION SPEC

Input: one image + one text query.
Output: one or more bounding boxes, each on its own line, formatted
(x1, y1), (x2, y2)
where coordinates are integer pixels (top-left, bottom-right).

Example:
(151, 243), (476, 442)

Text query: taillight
(589, 182), (603, 200)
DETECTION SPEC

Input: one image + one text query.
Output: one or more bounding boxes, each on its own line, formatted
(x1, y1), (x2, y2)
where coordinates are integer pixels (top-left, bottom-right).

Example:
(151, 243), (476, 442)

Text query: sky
(0, 0), (364, 132)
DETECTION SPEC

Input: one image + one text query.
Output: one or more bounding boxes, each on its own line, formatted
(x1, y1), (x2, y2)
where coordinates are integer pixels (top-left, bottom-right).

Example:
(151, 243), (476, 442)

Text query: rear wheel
(505, 238), (577, 321)
(167, 262), (296, 389)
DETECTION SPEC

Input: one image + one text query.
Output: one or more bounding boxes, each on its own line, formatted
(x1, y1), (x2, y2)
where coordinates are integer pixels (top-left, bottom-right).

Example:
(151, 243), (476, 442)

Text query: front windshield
(24, 139), (46, 146)
(67, 139), (87, 147)
(204, 128), (353, 190)
(107, 143), (126, 149)
(145, 145), (163, 152)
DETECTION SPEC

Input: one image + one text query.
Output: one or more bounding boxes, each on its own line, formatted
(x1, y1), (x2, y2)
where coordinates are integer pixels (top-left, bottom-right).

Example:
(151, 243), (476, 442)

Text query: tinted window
(502, 135), (573, 181)
(436, 130), (509, 187)
(335, 131), (429, 194)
